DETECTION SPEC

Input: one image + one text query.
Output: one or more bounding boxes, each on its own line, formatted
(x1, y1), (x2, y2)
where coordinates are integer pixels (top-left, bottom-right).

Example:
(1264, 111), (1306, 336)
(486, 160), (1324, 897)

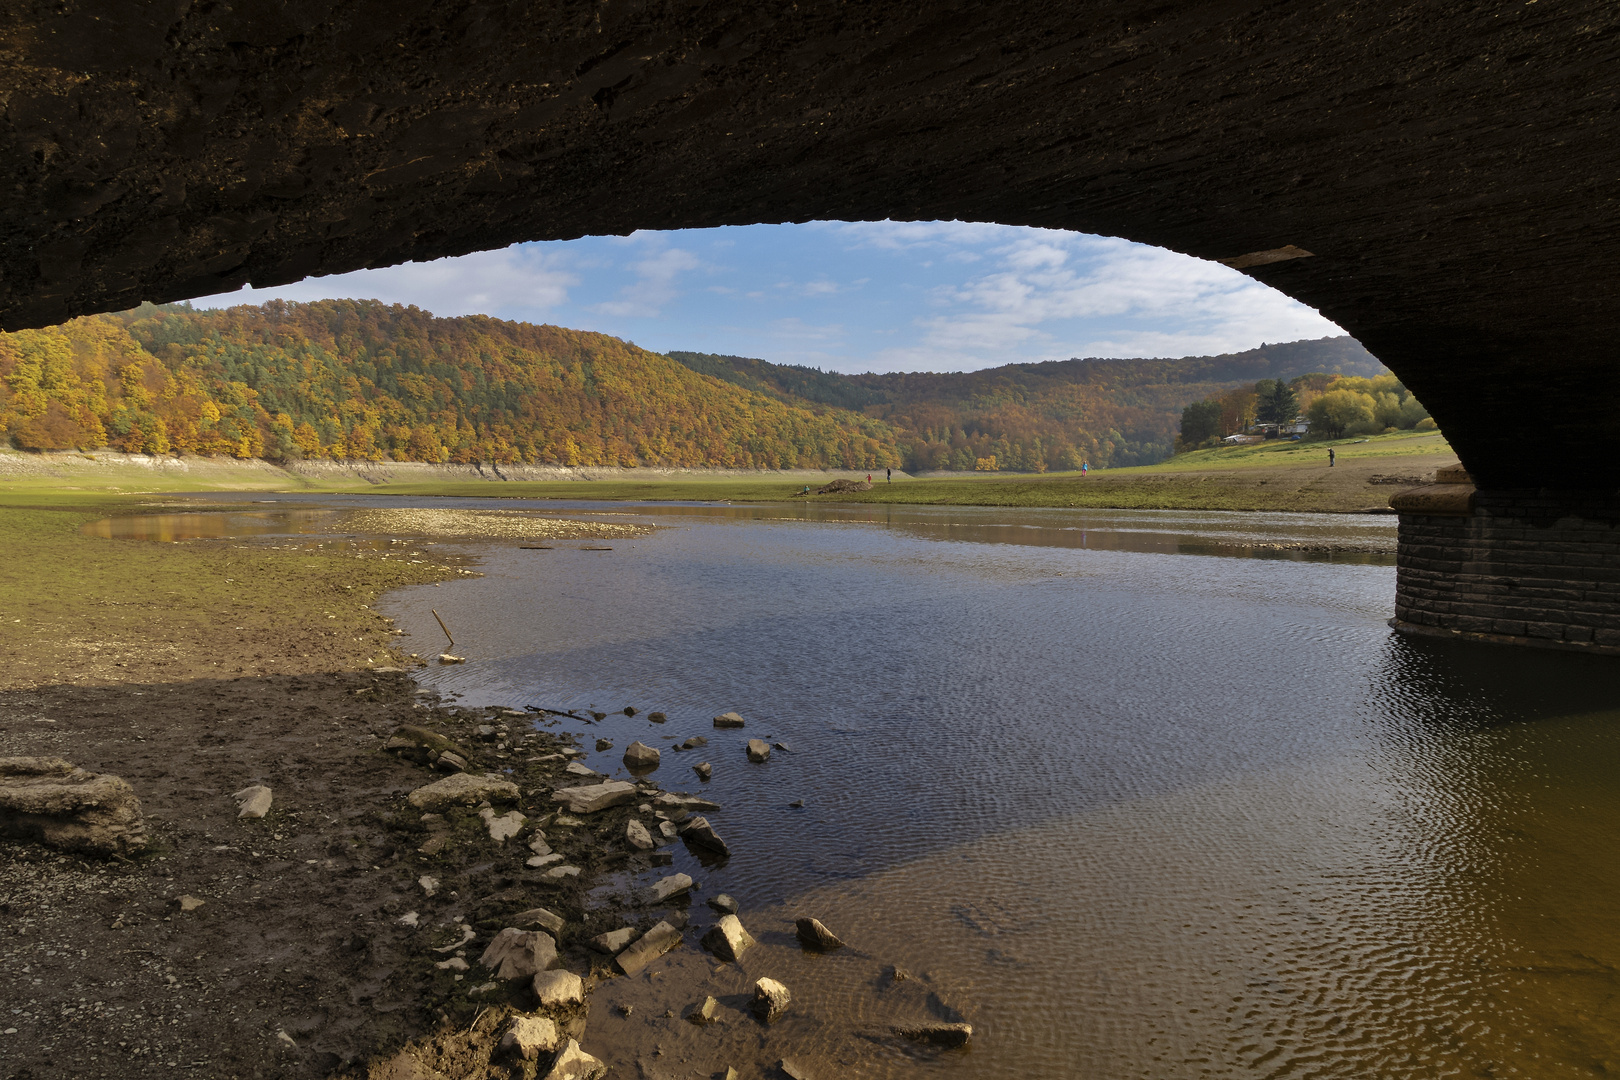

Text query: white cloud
(590, 238), (701, 318)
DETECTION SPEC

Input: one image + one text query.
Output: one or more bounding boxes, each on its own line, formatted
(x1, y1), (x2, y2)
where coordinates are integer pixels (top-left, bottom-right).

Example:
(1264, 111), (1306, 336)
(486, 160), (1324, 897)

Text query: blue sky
(197, 221), (1346, 374)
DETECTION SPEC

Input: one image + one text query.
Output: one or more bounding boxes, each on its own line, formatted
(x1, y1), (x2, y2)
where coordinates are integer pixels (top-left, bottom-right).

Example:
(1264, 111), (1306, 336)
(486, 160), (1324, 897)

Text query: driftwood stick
(430, 609), (454, 648)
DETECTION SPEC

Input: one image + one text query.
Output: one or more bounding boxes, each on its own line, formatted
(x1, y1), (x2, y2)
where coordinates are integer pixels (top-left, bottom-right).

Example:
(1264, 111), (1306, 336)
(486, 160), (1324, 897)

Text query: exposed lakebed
(103, 496), (1620, 1077)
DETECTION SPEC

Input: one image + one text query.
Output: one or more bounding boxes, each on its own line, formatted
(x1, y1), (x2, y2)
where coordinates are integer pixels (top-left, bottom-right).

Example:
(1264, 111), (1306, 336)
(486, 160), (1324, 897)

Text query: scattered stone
(789, 799), (805, 808)
(476, 725), (497, 740)
(893, 1021), (973, 1048)
(589, 712), (607, 721)
(510, 907), (566, 934)
(527, 853), (564, 869)
(708, 894), (739, 915)
(529, 834), (553, 856)
(693, 762), (712, 781)
(795, 917), (845, 952)
(680, 735), (708, 749)
(408, 773), (520, 812)
(773, 742), (792, 752)
(885, 965), (912, 982)
(418, 875), (440, 897)
(722, 1070), (738, 1080)
(542, 864), (581, 880)
(178, 894), (205, 913)
(780, 1060), (813, 1080)
(652, 791), (721, 812)
(623, 706), (638, 716)
(438, 654), (465, 665)
(532, 969), (585, 1009)
(479, 928), (558, 980)
(433, 925), (476, 953)
(541, 1038), (606, 1080)
(642, 872), (694, 904)
(467, 981), (501, 997)
(713, 712), (746, 729)
(679, 816), (731, 858)
(589, 926), (640, 954)
(746, 739), (771, 763)
(551, 780), (638, 815)
(702, 915), (756, 961)
(383, 725), (461, 763)
(564, 761), (599, 778)
(625, 819), (654, 850)
(435, 956), (469, 972)
(561, 748), (586, 758)
(233, 784), (273, 819)
(615, 921), (682, 976)
(595, 739), (613, 752)
(398, 911), (420, 927)
(433, 751), (468, 773)
(498, 1016), (559, 1061)
(657, 820), (678, 840)
(687, 995), (720, 1025)
(622, 741), (660, 768)
(552, 814), (584, 827)
(0, 757), (147, 855)
(752, 978), (791, 1023)
(647, 712), (666, 724)
(480, 807), (527, 842)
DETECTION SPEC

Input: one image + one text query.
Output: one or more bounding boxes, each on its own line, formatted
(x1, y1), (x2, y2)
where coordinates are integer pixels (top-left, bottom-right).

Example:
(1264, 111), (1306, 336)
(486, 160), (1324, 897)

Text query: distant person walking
(1328, 448), (1336, 467)
(866, 473), (872, 483)
(1082, 461), (1089, 477)
(886, 468), (892, 483)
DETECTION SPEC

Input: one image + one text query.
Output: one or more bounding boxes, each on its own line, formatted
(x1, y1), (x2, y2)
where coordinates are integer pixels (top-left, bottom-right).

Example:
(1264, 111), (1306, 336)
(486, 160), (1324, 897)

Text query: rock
(529, 834), (553, 856)
(773, 742), (792, 752)
(498, 1016), (559, 1061)
(532, 969), (584, 1009)
(746, 739), (771, 763)
(713, 712), (746, 728)
(383, 725), (461, 763)
(553, 814), (584, 827)
(680, 735), (708, 749)
(679, 816), (731, 858)
(399, 911), (420, 927)
(780, 1060), (813, 1080)
(233, 784), (273, 819)
(438, 654), (465, 664)
(588, 926), (639, 954)
(0, 757), (147, 855)
(693, 762), (712, 781)
(893, 1021), (973, 1048)
(433, 925), (476, 953)
(551, 780), (638, 815)
(178, 894), (205, 913)
(795, 917), (844, 952)
(541, 1039), (606, 1080)
(816, 478), (872, 494)
(652, 791), (721, 812)
(615, 921), (682, 976)
(752, 977), (791, 1023)
(708, 894), (739, 915)
(657, 820), (678, 840)
(480, 807), (527, 842)
(789, 799), (805, 808)
(435, 956), (468, 971)
(642, 872), (694, 904)
(564, 761), (599, 777)
(721, 1070), (738, 1080)
(476, 725), (497, 740)
(687, 995), (720, 1025)
(595, 738), (613, 752)
(479, 928), (558, 980)
(408, 773), (519, 812)
(370, 1050), (448, 1080)
(511, 907), (566, 934)
(433, 751), (468, 773)
(418, 874), (440, 897)
(527, 853), (564, 868)
(542, 864), (580, 880)
(589, 712), (607, 721)
(623, 706), (638, 716)
(702, 915), (756, 961)
(647, 712), (666, 723)
(622, 741), (660, 768)
(625, 819), (654, 850)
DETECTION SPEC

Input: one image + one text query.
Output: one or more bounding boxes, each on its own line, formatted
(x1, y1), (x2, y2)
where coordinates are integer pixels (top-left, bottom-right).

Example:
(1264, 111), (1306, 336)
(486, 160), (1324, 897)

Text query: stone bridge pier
(2, 2), (1619, 652)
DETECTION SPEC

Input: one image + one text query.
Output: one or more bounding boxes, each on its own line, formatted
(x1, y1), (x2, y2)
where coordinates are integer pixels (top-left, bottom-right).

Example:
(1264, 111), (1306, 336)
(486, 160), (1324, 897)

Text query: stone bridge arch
(3, 0), (1619, 650)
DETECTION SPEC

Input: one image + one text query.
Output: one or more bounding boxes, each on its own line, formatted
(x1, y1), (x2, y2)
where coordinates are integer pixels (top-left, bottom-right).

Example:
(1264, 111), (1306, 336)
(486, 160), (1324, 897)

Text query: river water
(103, 497), (1620, 1077)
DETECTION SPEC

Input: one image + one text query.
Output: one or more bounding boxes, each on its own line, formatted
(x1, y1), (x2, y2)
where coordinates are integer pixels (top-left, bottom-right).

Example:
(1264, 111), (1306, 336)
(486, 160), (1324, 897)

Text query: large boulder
(0, 757), (146, 855)
(479, 928), (558, 980)
(407, 773), (519, 812)
(551, 780), (638, 815)
(701, 915), (755, 962)
(615, 921), (682, 976)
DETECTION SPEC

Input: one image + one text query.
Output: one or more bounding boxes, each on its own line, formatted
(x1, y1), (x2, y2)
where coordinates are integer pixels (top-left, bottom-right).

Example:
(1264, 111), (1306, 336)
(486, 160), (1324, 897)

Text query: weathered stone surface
(178, 894), (205, 913)
(479, 928), (558, 980)
(526, 853), (564, 869)
(433, 751), (468, 774)
(233, 784), (273, 819)
(795, 917), (845, 952)
(615, 921), (682, 976)
(642, 873), (694, 904)
(625, 819), (654, 850)
(532, 969), (584, 1009)
(657, 820), (678, 840)
(680, 816), (731, 858)
(622, 741), (660, 768)
(894, 1021), (974, 1048)
(652, 791), (721, 812)
(541, 864), (580, 880)
(498, 1016), (560, 1061)
(780, 1060), (813, 1080)
(713, 712), (746, 729)
(511, 907), (566, 934)
(595, 738), (613, 752)
(702, 915), (756, 961)
(541, 1039), (606, 1080)
(551, 780), (637, 814)
(480, 807), (527, 842)
(0, 757), (146, 855)
(564, 761), (599, 778)
(407, 773), (519, 812)
(588, 926), (639, 955)
(687, 995), (720, 1025)
(383, 725), (460, 764)
(752, 977), (791, 1023)
(708, 894), (739, 915)
(647, 712), (667, 724)
(693, 762), (713, 781)
(746, 739), (771, 763)
(680, 735), (708, 749)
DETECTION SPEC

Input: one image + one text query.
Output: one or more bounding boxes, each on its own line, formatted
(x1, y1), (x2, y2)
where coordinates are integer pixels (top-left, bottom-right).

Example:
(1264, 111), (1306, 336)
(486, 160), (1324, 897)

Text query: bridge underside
(2, 1), (1619, 648)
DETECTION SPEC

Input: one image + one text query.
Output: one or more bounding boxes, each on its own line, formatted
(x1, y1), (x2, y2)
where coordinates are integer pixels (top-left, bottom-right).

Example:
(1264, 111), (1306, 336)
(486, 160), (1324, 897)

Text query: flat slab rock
(551, 780), (638, 814)
(652, 791), (721, 812)
(615, 920), (682, 976)
(407, 773), (519, 812)
(0, 756), (146, 855)
(712, 712), (746, 728)
(894, 1021), (974, 1048)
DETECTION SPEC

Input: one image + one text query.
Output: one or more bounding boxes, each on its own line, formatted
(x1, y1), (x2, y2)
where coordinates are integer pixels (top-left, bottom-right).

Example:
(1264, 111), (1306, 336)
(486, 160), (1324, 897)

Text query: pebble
(679, 816), (731, 858)
(564, 761), (599, 777)
(595, 739), (613, 752)
(435, 957), (469, 972)
(780, 1060), (813, 1080)
(498, 1016), (559, 1061)
(541, 864), (580, 880)
(623, 706), (638, 716)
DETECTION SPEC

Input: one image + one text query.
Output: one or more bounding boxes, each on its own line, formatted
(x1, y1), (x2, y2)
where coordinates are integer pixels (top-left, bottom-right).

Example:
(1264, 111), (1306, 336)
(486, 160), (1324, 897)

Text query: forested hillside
(0, 301), (903, 469)
(671, 336), (1385, 471)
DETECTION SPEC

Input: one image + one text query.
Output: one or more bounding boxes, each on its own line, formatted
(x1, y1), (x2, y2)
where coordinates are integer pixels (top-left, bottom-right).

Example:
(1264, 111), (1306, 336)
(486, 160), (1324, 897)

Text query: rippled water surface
(110, 497), (1620, 1076)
